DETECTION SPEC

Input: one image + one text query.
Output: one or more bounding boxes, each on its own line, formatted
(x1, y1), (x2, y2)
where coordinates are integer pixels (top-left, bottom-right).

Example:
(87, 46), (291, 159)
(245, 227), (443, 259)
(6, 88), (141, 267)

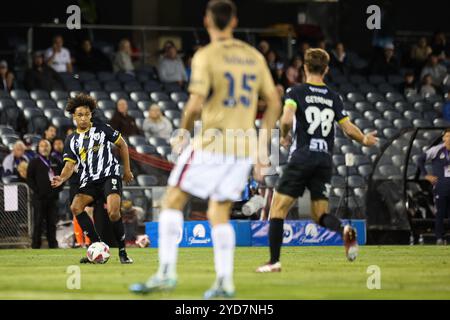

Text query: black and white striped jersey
(63, 122), (122, 188)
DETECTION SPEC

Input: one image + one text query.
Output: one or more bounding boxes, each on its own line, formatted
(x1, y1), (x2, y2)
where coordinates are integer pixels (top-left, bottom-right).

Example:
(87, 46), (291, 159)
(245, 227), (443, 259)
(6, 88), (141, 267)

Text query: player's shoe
(119, 250), (133, 264)
(255, 261), (282, 273)
(203, 278), (235, 299)
(343, 225), (358, 262)
(129, 274), (177, 294)
(79, 256), (92, 264)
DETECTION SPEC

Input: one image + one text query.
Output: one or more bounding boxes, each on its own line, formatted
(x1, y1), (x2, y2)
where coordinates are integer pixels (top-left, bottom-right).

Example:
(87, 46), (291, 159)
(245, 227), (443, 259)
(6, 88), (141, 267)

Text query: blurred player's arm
(180, 93), (205, 132)
(115, 137), (134, 184)
(339, 119), (378, 146)
(279, 102), (296, 147)
(51, 160), (75, 188)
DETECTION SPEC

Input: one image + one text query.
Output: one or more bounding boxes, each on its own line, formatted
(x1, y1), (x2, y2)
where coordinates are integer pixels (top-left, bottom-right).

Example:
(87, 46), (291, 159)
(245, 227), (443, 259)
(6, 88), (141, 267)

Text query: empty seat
(16, 99), (36, 110)
(127, 135), (147, 147)
(137, 100), (152, 112)
(163, 83), (183, 93)
(393, 118), (412, 130)
(379, 165), (401, 178)
(387, 74), (404, 86)
(127, 100), (138, 110)
(423, 110), (439, 122)
(44, 108), (65, 119)
(339, 83), (357, 95)
(158, 100), (178, 112)
(366, 92), (385, 103)
(82, 80), (101, 91)
(130, 91), (149, 102)
(354, 154), (370, 166)
(143, 81), (163, 92)
(434, 118), (450, 127)
(368, 75), (385, 85)
(103, 81), (122, 92)
(170, 92), (189, 103)
(88, 91), (108, 101)
(358, 164), (373, 178)
(137, 174), (159, 187)
(69, 91), (83, 99)
(150, 92), (170, 102)
(412, 119), (432, 128)
(394, 101), (412, 113)
(354, 101), (373, 113)
(377, 83), (396, 94)
(358, 83), (377, 94)
(0, 98), (16, 109)
(383, 127), (400, 140)
(385, 92), (404, 103)
(135, 144), (158, 155)
(374, 119), (392, 130)
(424, 93), (443, 104)
(148, 136), (169, 147)
(341, 145), (361, 155)
(349, 74), (367, 84)
(413, 139), (430, 151)
(30, 90), (49, 101)
(333, 155), (345, 167)
(375, 101), (394, 113)
(2, 134), (20, 147)
(29, 116), (49, 134)
(406, 92), (422, 103)
(172, 118), (181, 128)
(10, 89), (30, 100)
(123, 81), (143, 92)
(346, 92), (365, 103)
(347, 111), (360, 121)
(97, 100), (115, 110)
(363, 110), (381, 122)
(97, 71), (115, 82)
(157, 146), (172, 159)
(0, 91), (10, 99)
(383, 110), (402, 122)
(348, 175), (365, 188)
(23, 107), (44, 120)
(0, 126), (16, 136)
(403, 110), (422, 121)
(103, 109), (115, 120)
(354, 118), (372, 129)
(36, 99), (57, 109)
(128, 109), (144, 119)
(50, 90), (68, 101)
(361, 146), (379, 158)
(177, 101), (185, 111)
(110, 91), (128, 102)
(331, 175), (345, 188)
(164, 110), (181, 120)
(413, 101), (432, 113)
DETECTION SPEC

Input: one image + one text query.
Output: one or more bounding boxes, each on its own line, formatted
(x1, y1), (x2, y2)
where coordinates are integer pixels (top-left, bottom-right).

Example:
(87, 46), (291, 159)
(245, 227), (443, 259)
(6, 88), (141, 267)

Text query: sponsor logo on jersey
(310, 138), (329, 152)
(308, 86), (328, 95)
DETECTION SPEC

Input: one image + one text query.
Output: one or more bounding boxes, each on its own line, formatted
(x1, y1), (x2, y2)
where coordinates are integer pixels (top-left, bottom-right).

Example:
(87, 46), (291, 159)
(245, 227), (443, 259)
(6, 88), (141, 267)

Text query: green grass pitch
(0, 246), (449, 299)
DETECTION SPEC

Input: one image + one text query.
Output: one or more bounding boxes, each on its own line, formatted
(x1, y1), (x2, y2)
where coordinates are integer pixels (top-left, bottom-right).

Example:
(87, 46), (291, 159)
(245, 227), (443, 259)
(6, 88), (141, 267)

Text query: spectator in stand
(113, 38), (135, 73)
(45, 35), (73, 73)
(0, 60), (14, 92)
(27, 139), (62, 249)
(280, 64), (300, 90)
(401, 71), (418, 95)
(330, 42), (350, 74)
(158, 42), (187, 87)
(43, 124), (57, 145)
(51, 137), (64, 163)
(371, 43), (400, 76)
(290, 55), (305, 83)
(258, 40), (270, 56)
(24, 52), (65, 91)
(266, 50), (283, 84)
(431, 32), (449, 62)
(142, 104), (173, 141)
(421, 54), (448, 89)
(317, 39), (327, 51)
(420, 74), (437, 97)
(1, 141), (30, 177)
(410, 37), (432, 70)
(298, 42), (311, 59)
(75, 39), (112, 73)
(109, 99), (141, 137)
(16, 160), (28, 183)
(442, 89), (450, 122)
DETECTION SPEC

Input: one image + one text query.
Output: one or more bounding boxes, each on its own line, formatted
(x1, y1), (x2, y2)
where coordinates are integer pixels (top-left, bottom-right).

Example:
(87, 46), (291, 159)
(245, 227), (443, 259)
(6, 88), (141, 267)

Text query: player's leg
(129, 186), (189, 294)
(105, 192), (133, 263)
(257, 163), (305, 273)
(204, 200), (235, 299)
(70, 193), (100, 243)
(308, 167), (358, 261)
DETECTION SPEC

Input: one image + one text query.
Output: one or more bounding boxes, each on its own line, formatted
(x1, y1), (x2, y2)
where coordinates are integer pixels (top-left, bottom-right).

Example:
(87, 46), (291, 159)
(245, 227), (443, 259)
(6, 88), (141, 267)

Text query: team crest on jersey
(111, 178), (118, 190)
(93, 133), (101, 141)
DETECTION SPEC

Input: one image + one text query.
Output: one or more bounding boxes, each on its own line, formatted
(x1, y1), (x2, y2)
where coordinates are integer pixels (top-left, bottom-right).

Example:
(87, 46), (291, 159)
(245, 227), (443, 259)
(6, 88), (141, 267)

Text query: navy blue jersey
(63, 122), (122, 188)
(284, 82), (348, 163)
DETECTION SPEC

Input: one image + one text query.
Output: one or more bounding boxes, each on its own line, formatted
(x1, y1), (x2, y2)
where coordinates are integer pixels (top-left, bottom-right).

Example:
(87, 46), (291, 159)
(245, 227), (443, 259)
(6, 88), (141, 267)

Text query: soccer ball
(86, 242), (110, 264)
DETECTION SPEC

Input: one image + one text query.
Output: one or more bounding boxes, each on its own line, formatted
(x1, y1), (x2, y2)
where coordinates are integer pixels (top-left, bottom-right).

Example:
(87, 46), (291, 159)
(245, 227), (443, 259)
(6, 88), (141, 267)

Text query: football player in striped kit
(51, 93), (134, 264)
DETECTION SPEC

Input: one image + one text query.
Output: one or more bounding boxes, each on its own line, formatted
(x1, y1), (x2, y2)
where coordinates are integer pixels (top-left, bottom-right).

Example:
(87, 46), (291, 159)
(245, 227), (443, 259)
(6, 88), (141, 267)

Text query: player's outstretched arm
(339, 119), (378, 147)
(51, 161), (75, 188)
(116, 137), (134, 184)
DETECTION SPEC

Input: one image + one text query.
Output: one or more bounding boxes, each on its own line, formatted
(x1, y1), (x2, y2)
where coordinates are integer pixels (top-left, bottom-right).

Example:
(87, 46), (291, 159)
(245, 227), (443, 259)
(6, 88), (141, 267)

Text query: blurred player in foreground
(130, 0), (281, 298)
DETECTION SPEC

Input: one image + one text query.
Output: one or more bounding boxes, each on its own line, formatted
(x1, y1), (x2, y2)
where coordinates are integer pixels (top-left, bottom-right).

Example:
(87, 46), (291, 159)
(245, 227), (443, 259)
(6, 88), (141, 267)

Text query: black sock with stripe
(76, 211), (100, 243)
(112, 218), (126, 253)
(269, 218), (284, 264)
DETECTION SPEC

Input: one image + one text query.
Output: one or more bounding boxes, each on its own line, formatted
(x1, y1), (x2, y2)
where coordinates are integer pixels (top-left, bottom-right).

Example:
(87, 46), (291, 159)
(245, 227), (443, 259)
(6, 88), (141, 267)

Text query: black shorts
(76, 176), (122, 201)
(275, 161), (332, 200)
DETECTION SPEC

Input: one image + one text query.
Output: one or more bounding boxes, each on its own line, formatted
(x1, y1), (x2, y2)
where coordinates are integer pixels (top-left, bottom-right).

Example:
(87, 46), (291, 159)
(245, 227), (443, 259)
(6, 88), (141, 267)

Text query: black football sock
(319, 213), (344, 236)
(269, 218), (284, 264)
(76, 212), (100, 243)
(112, 218), (126, 253)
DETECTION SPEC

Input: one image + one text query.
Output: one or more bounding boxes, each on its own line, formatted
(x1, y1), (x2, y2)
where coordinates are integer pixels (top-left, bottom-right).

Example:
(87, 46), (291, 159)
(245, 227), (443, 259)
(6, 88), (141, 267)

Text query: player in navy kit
(256, 48), (378, 272)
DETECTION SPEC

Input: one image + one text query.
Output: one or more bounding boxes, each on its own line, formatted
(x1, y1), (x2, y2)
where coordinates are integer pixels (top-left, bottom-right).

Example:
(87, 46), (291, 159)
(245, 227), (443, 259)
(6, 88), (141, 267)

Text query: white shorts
(168, 146), (252, 202)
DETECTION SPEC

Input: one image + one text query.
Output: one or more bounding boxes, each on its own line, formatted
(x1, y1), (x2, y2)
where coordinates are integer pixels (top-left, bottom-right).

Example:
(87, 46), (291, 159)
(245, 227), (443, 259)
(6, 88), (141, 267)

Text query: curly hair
(66, 93), (97, 114)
